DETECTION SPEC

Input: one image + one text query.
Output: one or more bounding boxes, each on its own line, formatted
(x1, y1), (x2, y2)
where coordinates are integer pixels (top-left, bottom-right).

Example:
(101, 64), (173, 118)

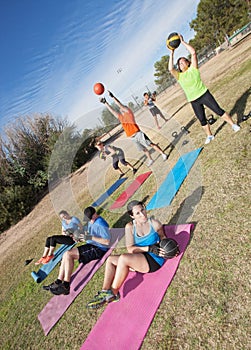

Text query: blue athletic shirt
(133, 219), (165, 266)
(86, 216), (110, 251)
(62, 216), (81, 232)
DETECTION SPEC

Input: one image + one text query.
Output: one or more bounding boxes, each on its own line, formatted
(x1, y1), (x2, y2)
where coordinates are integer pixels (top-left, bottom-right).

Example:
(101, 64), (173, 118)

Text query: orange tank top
(118, 109), (140, 137)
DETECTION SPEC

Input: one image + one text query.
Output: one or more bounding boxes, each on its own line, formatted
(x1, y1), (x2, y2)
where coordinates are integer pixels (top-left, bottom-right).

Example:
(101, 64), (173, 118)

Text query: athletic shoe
(42, 281), (62, 291)
(232, 124), (240, 132)
(42, 255), (54, 264)
(205, 135), (215, 144)
(87, 290), (120, 309)
(147, 160), (154, 167)
(50, 284), (70, 295)
(162, 154), (167, 161)
(35, 257), (46, 265)
(132, 168), (138, 175)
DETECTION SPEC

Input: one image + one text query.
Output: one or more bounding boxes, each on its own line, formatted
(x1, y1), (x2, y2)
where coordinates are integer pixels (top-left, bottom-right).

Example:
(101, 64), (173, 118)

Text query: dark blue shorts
(78, 244), (107, 264)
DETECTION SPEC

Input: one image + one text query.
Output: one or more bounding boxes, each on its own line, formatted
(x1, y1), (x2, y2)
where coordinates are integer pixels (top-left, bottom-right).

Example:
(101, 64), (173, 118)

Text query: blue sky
(0, 0), (200, 132)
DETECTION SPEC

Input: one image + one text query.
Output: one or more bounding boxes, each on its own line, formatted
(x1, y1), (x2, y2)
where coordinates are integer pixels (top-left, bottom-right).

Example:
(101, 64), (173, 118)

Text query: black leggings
(191, 90), (225, 126)
(45, 235), (75, 248)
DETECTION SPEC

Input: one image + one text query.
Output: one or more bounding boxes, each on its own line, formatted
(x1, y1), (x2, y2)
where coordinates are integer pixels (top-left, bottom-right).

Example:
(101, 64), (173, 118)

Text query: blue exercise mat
(146, 148), (202, 210)
(92, 177), (127, 207)
(31, 243), (76, 283)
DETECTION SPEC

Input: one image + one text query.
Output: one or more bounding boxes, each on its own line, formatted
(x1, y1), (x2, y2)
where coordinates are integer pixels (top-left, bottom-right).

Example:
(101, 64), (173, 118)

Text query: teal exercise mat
(146, 148), (202, 210)
(31, 243), (76, 283)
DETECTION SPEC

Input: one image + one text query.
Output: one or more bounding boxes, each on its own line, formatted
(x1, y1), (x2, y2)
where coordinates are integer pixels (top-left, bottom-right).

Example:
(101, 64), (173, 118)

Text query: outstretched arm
(100, 97), (120, 119)
(108, 91), (129, 113)
(168, 49), (179, 79)
(179, 34), (198, 68)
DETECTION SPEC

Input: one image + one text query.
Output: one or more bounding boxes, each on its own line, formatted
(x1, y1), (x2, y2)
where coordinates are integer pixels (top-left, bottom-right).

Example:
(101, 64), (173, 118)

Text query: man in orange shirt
(100, 91), (167, 167)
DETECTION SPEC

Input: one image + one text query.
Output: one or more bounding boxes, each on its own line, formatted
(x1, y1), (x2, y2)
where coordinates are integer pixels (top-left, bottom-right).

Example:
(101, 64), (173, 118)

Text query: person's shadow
(214, 89), (251, 136)
(168, 186), (205, 239)
(229, 88), (251, 124)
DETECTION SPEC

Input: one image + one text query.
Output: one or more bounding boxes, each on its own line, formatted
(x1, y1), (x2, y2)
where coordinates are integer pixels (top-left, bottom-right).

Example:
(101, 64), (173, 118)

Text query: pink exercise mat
(80, 223), (193, 350)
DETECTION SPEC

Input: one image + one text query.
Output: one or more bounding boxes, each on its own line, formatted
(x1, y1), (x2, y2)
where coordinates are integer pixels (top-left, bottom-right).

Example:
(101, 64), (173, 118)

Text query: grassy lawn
(0, 36), (250, 350)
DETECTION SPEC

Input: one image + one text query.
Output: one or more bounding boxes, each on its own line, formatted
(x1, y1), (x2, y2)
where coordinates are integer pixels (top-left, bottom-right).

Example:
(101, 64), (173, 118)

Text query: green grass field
(0, 36), (250, 350)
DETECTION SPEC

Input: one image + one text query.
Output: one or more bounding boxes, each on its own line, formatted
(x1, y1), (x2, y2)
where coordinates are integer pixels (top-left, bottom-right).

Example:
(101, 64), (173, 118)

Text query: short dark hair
(127, 200), (144, 216)
(59, 210), (68, 216)
(83, 206), (96, 221)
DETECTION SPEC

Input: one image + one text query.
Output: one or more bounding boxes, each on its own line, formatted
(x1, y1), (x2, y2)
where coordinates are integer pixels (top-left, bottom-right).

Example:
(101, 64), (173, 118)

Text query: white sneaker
(162, 154), (167, 161)
(205, 135), (215, 144)
(147, 159), (154, 167)
(232, 124), (240, 132)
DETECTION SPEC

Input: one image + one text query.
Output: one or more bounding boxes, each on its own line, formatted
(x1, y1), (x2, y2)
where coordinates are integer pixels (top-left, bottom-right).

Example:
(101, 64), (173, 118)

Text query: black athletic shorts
(143, 252), (162, 273)
(78, 244), (108, 264)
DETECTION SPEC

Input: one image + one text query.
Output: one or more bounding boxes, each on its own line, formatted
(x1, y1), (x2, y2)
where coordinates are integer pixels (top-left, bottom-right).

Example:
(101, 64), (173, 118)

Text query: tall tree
(154, 55), (176, 90)
(189, 0), (249, 50)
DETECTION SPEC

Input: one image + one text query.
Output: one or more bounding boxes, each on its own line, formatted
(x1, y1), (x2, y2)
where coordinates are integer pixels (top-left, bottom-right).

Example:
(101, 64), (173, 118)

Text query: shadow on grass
(229, 88), (251, 124)
(167, 185), (205, 239)
(162, 117), (197, 159)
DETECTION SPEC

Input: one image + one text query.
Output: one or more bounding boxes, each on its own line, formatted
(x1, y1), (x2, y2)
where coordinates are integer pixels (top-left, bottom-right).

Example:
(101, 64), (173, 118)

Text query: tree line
(0, 111), (119, 233)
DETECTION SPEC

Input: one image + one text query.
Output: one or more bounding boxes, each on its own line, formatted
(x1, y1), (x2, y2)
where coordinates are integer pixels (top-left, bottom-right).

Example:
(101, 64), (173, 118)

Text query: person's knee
(113, 162), (119, 169)
(200, 120), (208, 126)
(118, 253), (130, 266)
(120, 159), (127, 166)
(64, 250), (76, 261)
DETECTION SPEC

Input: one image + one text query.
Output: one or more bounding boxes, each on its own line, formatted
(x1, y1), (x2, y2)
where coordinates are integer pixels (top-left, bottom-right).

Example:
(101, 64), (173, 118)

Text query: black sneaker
(132, 168), (138, 175)
(42, 281), (62, 291)
(50, 284), (70, 295)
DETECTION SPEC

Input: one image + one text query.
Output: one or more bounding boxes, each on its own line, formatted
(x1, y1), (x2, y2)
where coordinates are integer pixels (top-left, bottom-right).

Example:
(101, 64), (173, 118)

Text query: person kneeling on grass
(95, 140), (137, 179)
(35, 210), (83, 265)
(43, 206), (110, 295)
(87, 200), (177, 309)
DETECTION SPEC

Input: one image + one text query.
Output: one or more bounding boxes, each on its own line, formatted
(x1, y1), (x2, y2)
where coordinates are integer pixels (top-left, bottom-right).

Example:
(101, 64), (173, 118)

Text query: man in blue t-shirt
(43, 206), (110, 295)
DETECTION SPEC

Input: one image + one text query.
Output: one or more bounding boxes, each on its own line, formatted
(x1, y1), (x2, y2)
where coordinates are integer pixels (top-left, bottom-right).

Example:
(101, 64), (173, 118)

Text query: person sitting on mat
(43, 206), (110, 295)
(35, 210), (83, 265)
(87, 200), (168, 309)
(168, 34), (240, 145)
(99, 91), (167, 167)
(143, 92), (168, 129)
(95, 140), (137, 178)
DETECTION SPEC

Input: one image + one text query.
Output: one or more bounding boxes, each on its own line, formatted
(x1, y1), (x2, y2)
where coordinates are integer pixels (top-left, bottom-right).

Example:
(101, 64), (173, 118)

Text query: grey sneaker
(205, 135), (215, 144)
(87, 290), (120, 309)
(147, 159), (154, 167)
(232, 124), (240, 132)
